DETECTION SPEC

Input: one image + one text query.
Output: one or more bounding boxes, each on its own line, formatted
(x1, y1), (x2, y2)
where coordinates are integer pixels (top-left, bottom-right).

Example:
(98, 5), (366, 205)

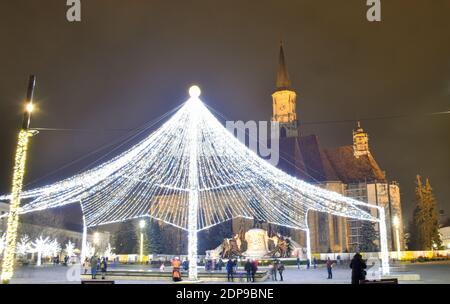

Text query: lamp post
(93, 232), (100, 255)
(393, 216), (401, 260)
(1, 75), (37, 284)
(139, 220), (146, 264)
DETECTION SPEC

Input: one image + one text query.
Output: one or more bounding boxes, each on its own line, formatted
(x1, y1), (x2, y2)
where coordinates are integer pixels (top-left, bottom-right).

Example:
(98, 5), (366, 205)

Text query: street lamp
(139, 220), (146, 263)
(393, 216), (401, 260)
(93, 232), (100, 253)
(1, 75), (37, 284)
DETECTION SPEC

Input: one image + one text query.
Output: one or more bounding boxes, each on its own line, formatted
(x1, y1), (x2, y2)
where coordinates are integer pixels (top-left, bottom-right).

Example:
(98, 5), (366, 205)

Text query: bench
(360, 278), (398, 284)
(81, 280), (115, 284)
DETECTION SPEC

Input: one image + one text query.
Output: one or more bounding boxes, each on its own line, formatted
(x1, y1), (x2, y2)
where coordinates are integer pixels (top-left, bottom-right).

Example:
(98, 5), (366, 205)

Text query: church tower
(353, 121), (370, 158)
(272, 42), (299, 138)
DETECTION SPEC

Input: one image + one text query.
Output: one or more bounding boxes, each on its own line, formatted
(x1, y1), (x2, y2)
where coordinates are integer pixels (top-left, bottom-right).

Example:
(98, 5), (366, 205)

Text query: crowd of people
(83, 256), (109, 280)
(51, 255), (72, 266)
(81, 253), (368, 284)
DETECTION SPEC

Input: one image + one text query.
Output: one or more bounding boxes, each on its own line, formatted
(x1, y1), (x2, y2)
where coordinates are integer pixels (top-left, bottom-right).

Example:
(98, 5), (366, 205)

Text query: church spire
(272, 41), (298, 138)
(353, 121), (370, 158)
(276, 41), (291, 90)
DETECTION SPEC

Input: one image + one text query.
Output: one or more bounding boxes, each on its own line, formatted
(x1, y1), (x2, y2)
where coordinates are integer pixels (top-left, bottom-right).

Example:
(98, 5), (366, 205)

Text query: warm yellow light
(93, 232), (100, 244)
(26, 103), (33, 113)
(393, 215), (400, 228)
(1, 130), (32, 283)
(189, 85), (201, 98)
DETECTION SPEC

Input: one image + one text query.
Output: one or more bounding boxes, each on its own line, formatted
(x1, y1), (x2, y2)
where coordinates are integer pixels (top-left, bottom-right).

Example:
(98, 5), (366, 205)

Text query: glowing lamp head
(93, 232), (100, 244)
(189, 85), (201, 98)
(26, 103), (34, 113)
(393, 216), (400, 228)
(139, 219), (146, 229)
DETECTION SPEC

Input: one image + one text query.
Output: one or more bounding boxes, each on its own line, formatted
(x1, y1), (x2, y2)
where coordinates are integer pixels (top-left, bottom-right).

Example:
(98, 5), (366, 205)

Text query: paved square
(9, 261), (450, 284)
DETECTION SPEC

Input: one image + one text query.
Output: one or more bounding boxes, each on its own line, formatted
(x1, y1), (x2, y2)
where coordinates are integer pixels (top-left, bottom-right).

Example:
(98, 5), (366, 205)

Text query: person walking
(270, 260), (278, 281)
(218, 258), (223, 271)
(171, 257), (182, 282)
(250, 259), (258, 282)
(83, 257), (89, 274)
(100, 257), (108, 280)
(312, 257), (317, 269)
(182, 258), (189, 271)
(296, 257), (300, 269)
(226, 259), (234, 282)
(306, 258), (310, 269)
(350, 253), (367, 284)
(326, 257), (334, 279)
(278, 261), (285, 282)
(244, 259), (252, 282)
(89, 255), (98, 279)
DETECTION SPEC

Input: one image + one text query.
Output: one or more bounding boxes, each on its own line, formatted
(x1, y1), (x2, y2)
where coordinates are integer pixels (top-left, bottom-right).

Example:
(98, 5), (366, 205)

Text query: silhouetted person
(244, 259), (252, 282)
(278, 261), (285, 281)
(251, 260), (258, 282)
(326, 257), (334, 279)
(100, 257), (108, 279)
(350, 253), (367, 284)
(226, 259), (234, 282)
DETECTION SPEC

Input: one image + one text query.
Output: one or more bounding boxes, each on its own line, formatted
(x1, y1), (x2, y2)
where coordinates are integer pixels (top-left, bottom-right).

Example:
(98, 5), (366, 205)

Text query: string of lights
(0, 86), (390, 280)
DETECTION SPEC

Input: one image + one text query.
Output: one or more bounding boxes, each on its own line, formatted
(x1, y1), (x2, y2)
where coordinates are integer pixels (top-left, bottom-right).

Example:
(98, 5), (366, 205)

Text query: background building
(232, 43), (404, 253)
(439, 226), (450, 249)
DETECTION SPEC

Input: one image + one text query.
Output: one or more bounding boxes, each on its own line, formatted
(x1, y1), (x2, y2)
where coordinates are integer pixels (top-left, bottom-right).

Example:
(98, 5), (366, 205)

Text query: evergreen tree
(410, 175), (441, 250)
(198, 221), (232, 255)
(423, 178), (441, 249)
(359, 220), (379, 252)
(145, 219), (163, 254)
(113, 220), (138, 254)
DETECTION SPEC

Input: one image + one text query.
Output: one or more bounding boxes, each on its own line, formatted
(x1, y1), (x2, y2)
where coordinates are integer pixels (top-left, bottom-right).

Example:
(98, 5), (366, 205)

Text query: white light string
(0, 86), (390, 277)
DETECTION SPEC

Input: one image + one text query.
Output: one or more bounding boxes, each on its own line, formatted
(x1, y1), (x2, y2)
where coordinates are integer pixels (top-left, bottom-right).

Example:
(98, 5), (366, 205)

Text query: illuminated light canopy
(0, 86), (390, 279)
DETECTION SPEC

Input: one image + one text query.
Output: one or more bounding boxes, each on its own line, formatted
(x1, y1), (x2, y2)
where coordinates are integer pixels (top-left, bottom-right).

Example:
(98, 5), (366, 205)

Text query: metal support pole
(306, 228), (312, 263)
(378, 208), (390, 275)
(187, 96), (200, 281)
(81, 216), (87, 263)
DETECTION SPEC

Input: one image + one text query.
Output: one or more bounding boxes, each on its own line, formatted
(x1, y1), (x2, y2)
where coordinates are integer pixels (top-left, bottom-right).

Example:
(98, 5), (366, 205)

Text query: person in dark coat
(350, 253), (367, 284)
(250, 259), (258, 282)
(226, 259), (234, 282)
(182, 258), (189, 271)
(89, 256), (98, 279)
(100, 257), (108, 279)
(270, 260), (278, 281)
(277, 261), (285, 281)
(244, 259), (252, 282)
(326, 257), (334, 279)
(218, 258), (224, 271)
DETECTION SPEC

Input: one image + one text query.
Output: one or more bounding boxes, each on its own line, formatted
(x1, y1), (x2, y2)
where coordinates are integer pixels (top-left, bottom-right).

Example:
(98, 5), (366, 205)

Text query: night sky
(0, 0), (449, 227)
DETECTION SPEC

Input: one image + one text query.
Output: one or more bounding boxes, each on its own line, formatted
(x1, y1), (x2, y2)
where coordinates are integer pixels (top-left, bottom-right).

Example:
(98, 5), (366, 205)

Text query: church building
(234, 43), (404, 254)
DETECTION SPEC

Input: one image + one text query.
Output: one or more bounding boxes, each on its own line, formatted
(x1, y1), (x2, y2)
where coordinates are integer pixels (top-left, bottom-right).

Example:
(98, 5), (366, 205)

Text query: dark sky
(0, 0), (449, 227)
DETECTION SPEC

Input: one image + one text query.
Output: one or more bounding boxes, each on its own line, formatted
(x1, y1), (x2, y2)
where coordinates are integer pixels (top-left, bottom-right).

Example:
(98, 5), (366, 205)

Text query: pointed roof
(276, 41), (291, 90)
